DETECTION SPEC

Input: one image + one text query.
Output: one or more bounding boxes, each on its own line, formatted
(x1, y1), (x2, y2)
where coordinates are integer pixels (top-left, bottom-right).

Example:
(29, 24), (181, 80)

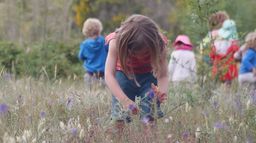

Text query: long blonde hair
(116, 14), (166, 78)
(243, 32), (256, 52)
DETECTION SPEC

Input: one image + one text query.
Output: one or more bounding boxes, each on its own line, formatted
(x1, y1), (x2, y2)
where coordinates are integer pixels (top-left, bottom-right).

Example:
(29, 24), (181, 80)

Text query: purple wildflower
(246, 134), (254, 143)
(2, 73), (13, 80)
(40, 111), (46, 119)
(128, 104), (138, 115)
(213, 100), (219, 109)
(71, 128), (78, 136)
(142, 116), (150, 124)
(201, 110), (209, 118)
(128, 104), (136, 111)
(0, 103), (8, 116)
(214, 121), (225, 129)
(182, 131), (190, 139)
(141, 115), (154, 125)
(147, 90), (155, 99)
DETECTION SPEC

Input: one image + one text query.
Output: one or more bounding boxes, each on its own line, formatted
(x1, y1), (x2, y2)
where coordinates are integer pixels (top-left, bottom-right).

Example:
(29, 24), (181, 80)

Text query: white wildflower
(195, 127), (201, 138)
(229, 117), (234, 124)
(233, 135), (238, 142)
(79, 129), (85, 139)
(185, 102), (191, 112)
(169, 116), (173, 121)
(77, 123), (81, 129)
(239, 122), (244, 128)
(16, 136), (22, 143)
(164, 118), (170, 123)
(167, 134), (172, 139)
(40, 128), (47, 135)
(246, 99), (251, 110)
(23, 129), (32, 139)
(32, 138), (37, 143)
(60, 121), (65, 130)
(87, 118), (92, 130)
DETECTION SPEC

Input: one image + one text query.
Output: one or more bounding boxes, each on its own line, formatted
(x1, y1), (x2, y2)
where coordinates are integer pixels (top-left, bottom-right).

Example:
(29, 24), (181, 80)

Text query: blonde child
(168, 35), (196, 83)
(78, 18), (107, 85)
(238, 32), (256, 87)
(105, 14), (168, 124)
(234, 32), (255, 62)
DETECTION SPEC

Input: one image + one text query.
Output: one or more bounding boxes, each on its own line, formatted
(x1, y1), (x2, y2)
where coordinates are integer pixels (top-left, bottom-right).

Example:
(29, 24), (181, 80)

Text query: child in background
(234, 32), (255, 62)
(238, 32), (256, 88)
(78, 18), (107, 85)
(200, 11), (230, 64)
(209, 19), (239, 85)
(105, 14), (168, 125)
(168, 35), (196, 83)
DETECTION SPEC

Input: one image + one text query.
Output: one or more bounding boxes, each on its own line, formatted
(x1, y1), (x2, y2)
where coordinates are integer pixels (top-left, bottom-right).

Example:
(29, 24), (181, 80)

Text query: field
(0, 77), (255, 143)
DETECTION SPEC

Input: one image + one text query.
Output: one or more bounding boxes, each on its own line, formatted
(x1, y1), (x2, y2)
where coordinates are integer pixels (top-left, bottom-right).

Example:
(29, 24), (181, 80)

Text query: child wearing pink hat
(168, 35), (197, 83)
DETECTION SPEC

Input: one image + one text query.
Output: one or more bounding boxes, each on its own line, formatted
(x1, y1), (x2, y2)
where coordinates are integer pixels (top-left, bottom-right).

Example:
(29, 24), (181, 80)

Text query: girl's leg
(137, 72), (164, 123)
(110, 71), (138, 122)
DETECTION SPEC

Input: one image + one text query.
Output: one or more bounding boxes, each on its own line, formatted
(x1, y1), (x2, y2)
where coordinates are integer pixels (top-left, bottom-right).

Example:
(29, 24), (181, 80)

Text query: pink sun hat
(173, 35), (193, 47)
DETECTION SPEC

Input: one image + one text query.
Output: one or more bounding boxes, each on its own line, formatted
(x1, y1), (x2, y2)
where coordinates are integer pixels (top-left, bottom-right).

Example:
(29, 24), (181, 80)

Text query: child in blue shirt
(238, 32), (256, 87)
(78, 18), (107, 84)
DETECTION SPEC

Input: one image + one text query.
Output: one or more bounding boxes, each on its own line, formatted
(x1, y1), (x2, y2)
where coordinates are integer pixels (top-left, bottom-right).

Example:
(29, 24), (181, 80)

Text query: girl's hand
(151, 83), (167, 103)
(128, 104), (139, 115)
(121, 99), (138, 115)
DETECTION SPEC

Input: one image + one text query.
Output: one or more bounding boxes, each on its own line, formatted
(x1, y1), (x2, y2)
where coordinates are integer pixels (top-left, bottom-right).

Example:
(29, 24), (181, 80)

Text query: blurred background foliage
(0, 0), (255, 79)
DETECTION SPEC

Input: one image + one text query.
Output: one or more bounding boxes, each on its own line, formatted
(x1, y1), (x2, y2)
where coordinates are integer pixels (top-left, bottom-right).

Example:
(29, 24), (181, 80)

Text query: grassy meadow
(0, 76), (256, 143)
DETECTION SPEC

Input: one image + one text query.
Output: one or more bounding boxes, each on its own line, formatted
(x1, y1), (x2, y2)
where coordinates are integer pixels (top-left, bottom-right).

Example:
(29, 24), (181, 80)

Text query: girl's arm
(157, 50), (169, 97)
(105, 39), (134, 109)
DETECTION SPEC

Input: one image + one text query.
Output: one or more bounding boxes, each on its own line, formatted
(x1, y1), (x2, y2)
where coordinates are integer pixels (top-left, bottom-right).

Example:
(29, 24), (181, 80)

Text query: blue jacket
(78, 35), (107, 73)
(240, 48), (256, 74)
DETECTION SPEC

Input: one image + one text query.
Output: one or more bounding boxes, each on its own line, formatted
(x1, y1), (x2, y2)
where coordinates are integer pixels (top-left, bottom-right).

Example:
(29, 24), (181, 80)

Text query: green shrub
(0, 41), (84, 79)
(0, 42), (24, 76)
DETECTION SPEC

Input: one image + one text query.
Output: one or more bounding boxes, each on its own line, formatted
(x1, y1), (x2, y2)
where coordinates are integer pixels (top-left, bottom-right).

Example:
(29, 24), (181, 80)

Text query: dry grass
(0, 77), (255, 143)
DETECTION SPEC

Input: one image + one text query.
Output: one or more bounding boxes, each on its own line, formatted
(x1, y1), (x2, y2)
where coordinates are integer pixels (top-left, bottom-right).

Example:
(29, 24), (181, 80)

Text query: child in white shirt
(168, 35), (196, 83)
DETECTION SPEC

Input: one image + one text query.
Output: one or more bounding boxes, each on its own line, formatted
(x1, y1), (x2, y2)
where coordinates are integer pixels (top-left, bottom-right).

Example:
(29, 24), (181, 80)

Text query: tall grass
(0, 77), (255, 142)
